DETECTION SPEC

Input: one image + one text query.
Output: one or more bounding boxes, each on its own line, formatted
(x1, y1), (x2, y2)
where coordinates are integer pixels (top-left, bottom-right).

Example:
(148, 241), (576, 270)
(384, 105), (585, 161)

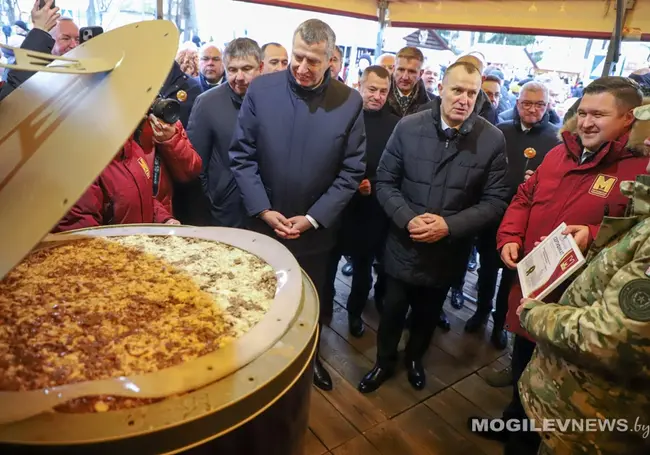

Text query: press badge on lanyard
(153, 154), (161, 197)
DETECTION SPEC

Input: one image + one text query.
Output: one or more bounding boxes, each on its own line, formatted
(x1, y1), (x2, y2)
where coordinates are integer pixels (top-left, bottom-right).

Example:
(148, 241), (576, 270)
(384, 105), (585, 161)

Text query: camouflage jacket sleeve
(519, 229), (650, 372)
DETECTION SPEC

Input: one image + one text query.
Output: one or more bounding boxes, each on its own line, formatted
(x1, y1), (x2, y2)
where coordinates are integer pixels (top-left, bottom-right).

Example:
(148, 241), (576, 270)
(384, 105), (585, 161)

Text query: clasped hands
(407, 213), (449, 243)
(260, 210), (312, 240)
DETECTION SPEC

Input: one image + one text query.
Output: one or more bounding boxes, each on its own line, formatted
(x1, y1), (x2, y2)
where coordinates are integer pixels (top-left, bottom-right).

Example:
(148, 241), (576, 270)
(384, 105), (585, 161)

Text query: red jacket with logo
(497, 126), (648, 341)
(54, 138), (173, 232)
(139, 121), (202, 216)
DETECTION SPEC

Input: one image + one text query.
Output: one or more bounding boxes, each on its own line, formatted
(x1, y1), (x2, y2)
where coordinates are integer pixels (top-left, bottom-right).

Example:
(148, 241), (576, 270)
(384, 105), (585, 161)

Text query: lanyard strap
(153, 154), (161, 197)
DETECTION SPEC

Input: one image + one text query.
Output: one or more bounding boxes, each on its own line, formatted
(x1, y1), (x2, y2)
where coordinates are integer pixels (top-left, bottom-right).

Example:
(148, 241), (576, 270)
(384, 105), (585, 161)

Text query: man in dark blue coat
(230, 19), (366, 391)
(188, 38), (263, 227)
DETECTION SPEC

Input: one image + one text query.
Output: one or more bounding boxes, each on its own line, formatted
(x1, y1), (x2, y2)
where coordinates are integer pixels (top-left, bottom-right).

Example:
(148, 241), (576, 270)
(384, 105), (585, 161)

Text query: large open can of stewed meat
(0, 224), (319, 455)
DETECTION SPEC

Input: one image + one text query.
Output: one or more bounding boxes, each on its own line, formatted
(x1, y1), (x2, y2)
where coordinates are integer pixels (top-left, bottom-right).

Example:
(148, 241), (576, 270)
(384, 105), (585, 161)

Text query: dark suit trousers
(324, 247), (386, 319)
(297, 253), (332, 326)
(475, 226), (512, 330)
(377, 276), (449, 368)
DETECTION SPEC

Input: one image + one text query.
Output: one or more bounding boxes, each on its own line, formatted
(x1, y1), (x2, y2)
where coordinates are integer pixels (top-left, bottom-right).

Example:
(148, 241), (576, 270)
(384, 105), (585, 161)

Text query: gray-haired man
(187, 37), (263, 228)
(229, 19), (366, 391)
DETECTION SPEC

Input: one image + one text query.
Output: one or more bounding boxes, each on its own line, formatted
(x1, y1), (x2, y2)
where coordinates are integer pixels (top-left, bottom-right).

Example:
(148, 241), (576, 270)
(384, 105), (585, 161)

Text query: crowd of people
(4, 2), (650, 455)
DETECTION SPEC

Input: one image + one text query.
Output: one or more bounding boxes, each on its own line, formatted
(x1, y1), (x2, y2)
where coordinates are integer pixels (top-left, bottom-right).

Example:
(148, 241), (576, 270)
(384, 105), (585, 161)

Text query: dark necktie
(444, 128), (457, 140)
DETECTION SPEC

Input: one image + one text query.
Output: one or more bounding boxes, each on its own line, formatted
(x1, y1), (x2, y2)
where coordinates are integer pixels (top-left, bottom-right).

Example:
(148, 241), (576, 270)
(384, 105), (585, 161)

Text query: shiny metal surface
(0, 228), (319, 454)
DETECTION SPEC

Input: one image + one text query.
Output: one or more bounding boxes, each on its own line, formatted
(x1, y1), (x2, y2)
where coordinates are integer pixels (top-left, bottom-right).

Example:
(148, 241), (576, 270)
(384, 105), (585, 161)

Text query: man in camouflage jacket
(517, 104), (650, 455)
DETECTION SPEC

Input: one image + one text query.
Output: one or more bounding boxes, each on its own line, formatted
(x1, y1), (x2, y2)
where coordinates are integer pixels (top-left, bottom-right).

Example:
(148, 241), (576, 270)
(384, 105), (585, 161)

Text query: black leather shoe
(437, 311), (451, 331)
(313, 357), (333, 391)
(450, 289), (465, 310)
(348, 316), (365, 338)
(465, 312), (490, 333)
(405, 360), (426, 390)
(467, 416), (510, 442)
(491, 327), (508, 350)
(341, 261), (353, 277)
(358, 365), (393, 393)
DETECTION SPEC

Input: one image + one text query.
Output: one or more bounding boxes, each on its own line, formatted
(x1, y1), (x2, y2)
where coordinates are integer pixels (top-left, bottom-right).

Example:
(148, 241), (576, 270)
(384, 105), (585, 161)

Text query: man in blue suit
(230, 19), (366, 392)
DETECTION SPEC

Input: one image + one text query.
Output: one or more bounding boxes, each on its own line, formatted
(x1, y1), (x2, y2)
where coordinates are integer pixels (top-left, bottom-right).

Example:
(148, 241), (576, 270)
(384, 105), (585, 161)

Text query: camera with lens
(149, 96), (181, 124)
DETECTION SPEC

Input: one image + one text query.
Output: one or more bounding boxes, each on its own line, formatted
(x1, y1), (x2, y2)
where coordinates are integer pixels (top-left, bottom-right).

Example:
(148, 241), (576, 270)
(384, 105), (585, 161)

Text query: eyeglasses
(520, 101), (547, 110)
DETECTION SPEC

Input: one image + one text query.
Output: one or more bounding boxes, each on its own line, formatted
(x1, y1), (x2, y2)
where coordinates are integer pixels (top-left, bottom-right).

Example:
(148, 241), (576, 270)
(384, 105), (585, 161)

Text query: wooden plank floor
(305, 260), (513, 455)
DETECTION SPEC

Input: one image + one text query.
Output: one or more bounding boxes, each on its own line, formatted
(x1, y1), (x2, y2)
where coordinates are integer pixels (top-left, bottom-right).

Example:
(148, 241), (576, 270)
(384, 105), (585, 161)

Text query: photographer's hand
(32, 0), (60, 32)
(149, 114), (177, 143)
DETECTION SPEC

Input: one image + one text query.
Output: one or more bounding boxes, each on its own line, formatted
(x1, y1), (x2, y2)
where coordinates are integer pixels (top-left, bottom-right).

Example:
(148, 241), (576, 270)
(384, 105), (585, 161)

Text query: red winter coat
(54, 138), (173, 232)
(496, 121), (648, 341)
(139, 121), (202, 216)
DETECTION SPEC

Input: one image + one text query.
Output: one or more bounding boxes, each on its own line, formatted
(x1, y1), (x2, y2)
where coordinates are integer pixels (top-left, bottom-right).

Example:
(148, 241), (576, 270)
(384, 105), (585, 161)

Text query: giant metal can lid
(0, 20), (179, 279)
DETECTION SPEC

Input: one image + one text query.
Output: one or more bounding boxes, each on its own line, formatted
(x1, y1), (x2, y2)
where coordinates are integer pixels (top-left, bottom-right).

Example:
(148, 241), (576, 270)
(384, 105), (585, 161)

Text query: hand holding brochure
(517, 223), (586, 300)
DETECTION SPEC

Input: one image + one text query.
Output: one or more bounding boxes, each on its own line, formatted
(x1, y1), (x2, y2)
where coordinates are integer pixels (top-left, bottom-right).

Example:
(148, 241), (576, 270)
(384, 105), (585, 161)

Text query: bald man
(261, 42), (289, 74)
(0, 6), (77, 100)
(51, 17), (79, 56)
(195, 44), (225, 92)
(376, 53), (395, 75)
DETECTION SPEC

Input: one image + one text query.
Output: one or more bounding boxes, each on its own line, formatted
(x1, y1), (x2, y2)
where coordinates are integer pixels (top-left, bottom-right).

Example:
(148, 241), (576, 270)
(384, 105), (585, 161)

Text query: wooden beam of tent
(236, 0), (649, 41)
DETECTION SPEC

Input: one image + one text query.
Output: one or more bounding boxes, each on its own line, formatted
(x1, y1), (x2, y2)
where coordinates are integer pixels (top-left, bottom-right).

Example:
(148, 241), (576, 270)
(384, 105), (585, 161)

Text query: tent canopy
(236, 0), (650, 40)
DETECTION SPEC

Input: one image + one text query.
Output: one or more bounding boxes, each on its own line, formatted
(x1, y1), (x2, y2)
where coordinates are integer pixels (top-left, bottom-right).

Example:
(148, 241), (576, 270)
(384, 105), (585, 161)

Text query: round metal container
(0, 225), (319, 454)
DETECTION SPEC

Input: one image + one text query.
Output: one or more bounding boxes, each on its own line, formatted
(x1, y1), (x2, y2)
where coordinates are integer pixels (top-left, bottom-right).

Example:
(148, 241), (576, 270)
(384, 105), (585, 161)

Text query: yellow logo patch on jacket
(589, 174), (617, 198)
(137, 157), (151, 179)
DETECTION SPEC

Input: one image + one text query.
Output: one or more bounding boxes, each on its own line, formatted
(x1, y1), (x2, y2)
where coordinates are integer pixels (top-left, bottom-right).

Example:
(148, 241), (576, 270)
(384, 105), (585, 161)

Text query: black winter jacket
(187, 82), (246, 227)
(375, 97), (510, 287)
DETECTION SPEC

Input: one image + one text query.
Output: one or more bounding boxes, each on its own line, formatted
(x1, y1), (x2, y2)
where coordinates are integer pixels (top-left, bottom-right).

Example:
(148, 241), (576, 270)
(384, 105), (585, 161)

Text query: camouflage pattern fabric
(538, 442), (558, 455)
(518, 174), (650, 455)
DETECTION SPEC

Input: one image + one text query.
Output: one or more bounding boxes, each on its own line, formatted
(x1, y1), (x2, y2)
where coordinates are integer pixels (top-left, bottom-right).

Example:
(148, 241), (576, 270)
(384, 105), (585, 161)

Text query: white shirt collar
(521, 122), (531, 132)
(441, 117), (451, 131)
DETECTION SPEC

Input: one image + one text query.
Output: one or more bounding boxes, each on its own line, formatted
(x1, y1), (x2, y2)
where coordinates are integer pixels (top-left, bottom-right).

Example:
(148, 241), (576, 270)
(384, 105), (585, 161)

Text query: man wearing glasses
(472, 76), (648, 454)
(195, 44), (225, 92)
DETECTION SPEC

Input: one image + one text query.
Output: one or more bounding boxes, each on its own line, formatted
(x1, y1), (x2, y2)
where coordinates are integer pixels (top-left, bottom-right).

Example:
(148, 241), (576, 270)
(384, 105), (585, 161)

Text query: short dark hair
(224, 37), (262, 64)
(583, 76), (643, 111)
(442, 61), (480, 83)
(361, 65), (390, 84)
(484, 74), (502, 85)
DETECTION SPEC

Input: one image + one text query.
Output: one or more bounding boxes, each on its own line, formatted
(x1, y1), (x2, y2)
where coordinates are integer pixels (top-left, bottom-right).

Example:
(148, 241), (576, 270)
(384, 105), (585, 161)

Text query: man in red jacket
(54, 137), (179, 231)
(140, 114), (202, 217)
(471, 76), (647, 454)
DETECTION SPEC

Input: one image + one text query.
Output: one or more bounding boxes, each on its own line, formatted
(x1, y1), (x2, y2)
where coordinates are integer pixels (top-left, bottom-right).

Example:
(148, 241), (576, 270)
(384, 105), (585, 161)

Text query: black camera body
(149, 96), (181, 125)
